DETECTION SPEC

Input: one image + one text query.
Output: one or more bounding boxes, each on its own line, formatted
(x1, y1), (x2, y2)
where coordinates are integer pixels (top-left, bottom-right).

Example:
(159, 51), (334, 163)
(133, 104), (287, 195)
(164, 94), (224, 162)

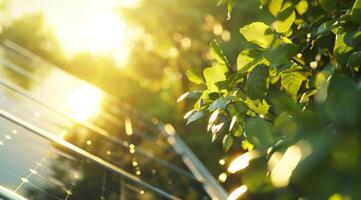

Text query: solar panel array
(0, 40), (225, 200)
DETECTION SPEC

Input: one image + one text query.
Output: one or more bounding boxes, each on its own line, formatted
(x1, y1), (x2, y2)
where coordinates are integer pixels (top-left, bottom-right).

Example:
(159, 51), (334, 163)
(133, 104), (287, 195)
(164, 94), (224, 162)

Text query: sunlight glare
(270, 145), (302, 187)
(125, 117), (133, 135)
(61, 12), (132, 66)
(82, 13), (125, 53)
(10, 0), (140, 67)
(227, 185), (248, 200)
(269, 141), (312, 187)
(66, 86), (103, 122)
(119, 0), (141, 8)
(0, 185), (29, 200)
(228, 151), (259, 174)
(218, 173), (227, 182)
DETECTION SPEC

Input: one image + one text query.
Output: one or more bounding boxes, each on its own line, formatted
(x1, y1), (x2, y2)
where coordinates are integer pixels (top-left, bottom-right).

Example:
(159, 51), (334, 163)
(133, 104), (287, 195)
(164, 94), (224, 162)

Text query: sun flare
(65, 86), (103, 122)
(84, 13), (125, 54)
(10, 0), (140, 67)
(57, 12), (132, 66)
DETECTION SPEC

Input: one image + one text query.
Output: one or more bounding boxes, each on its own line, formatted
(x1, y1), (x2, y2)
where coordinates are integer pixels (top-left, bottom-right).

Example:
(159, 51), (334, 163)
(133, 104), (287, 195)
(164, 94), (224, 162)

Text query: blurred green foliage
(0, 13), (65, 65)
(182, 0), (361, 198)
(119, 0), (269, 176)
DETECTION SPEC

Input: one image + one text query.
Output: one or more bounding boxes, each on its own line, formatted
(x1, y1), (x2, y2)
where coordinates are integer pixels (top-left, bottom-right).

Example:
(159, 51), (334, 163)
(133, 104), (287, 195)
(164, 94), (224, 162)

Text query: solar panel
(0, 115), (173, 200)
(0, 40), (227, 200)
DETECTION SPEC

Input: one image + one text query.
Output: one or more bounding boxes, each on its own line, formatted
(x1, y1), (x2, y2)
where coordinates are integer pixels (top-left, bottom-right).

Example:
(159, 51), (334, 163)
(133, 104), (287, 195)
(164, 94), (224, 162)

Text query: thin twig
(291, 58), (314, 73)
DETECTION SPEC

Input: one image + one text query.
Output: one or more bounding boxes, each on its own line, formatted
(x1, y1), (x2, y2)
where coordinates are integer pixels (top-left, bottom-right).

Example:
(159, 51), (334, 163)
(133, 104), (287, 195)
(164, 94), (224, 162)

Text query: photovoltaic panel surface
(0, 40), (221, 200)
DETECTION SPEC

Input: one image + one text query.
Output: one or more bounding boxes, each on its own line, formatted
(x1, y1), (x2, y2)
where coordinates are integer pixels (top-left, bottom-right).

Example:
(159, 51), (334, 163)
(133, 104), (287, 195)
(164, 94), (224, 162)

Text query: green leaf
(244, 117), (273, 151)
(194, 95), (207, 110)
(223, 134), (234, 152)
(295, 0), (308, 15)
(319, 0), (336, 12)
(334, 32), (354, 65)
(351, 0), (361, 23)
(245, 98), (270, 115)
(281, 67), (307, 95)
(228, 101), (248, 116)
(317, 20), (338, 36)
(215, 63), (229, 74)
(229, 115), (237, 131)
(274, 5), (296, 33)
(217, 0), (237, 19)
(257, 100), (270, 115)
(237, 49), (262, 72)
(347, 51), (361, 67)
(203, 66), (227, 92)
(208, 97), (231, 112)
(186, 111), (205, 125)
(177, 91), (202, 102)
(268, 0), (283, 16)
(240, 22), (274, 48)
(210, 39), (230, 68)
(185, 70), (203, 84)
(232, 125), (244, 137)
(183, 110), (195, 119)
(273, 112), (297, 138)
(241, 140), (254, 151)
(208, 109), (220, 131)
(246, 65), (269, 100)
(263, 43), (299, 67)
(215, 80), (231, 90)
(211, 121), (226, 138)
(235, 101), (249, 113)
(314, 71), (327, 89)
(314, 78), (330, 103)
(227, 0), (236, 20)
(344, 30), (361, 48)
(238, 56), (267, 74)
(261, 0), (269, 5)
(208, 92), (220, 100)
(300, 89), (318, 103)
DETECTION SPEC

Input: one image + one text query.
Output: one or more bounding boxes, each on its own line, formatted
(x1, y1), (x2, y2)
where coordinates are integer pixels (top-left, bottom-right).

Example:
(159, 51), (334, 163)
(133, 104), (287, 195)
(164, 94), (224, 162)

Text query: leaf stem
(291, 58), (314, 73)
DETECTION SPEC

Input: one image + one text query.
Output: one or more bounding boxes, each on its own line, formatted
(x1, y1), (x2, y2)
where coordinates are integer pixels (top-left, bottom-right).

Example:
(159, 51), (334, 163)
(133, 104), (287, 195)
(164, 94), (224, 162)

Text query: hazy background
(0, 0), (269, 191)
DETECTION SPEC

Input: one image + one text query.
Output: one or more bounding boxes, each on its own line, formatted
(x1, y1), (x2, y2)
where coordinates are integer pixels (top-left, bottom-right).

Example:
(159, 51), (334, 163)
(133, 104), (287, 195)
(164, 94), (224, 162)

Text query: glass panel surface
(0, 43), (212, 200)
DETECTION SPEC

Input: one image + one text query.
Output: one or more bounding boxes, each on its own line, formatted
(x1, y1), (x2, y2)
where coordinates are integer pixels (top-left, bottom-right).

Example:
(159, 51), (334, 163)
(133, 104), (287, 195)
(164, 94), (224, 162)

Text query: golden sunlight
(10, 0), (141, 67)
(124, 117), (133, 135)
(270, 145), (302, 187)
(227, 185), (248, 200)
(119, 0), (141, 8)
(269, 141), (312, 187)
(65, 85), (103, 122)
(62, 12), (131, 65)
(227, 151), (259, 174)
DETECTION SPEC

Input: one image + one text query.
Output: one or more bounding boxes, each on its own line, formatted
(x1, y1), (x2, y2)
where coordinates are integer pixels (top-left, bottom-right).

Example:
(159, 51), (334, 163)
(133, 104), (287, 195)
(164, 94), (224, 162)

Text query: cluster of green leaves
(180, 0), (361, 198)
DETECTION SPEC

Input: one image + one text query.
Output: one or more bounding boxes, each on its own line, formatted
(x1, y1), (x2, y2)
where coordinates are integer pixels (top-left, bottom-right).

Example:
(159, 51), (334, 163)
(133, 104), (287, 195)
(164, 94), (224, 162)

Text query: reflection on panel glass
(0, 41), (213, 200)
(0, 117), (168, 200)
